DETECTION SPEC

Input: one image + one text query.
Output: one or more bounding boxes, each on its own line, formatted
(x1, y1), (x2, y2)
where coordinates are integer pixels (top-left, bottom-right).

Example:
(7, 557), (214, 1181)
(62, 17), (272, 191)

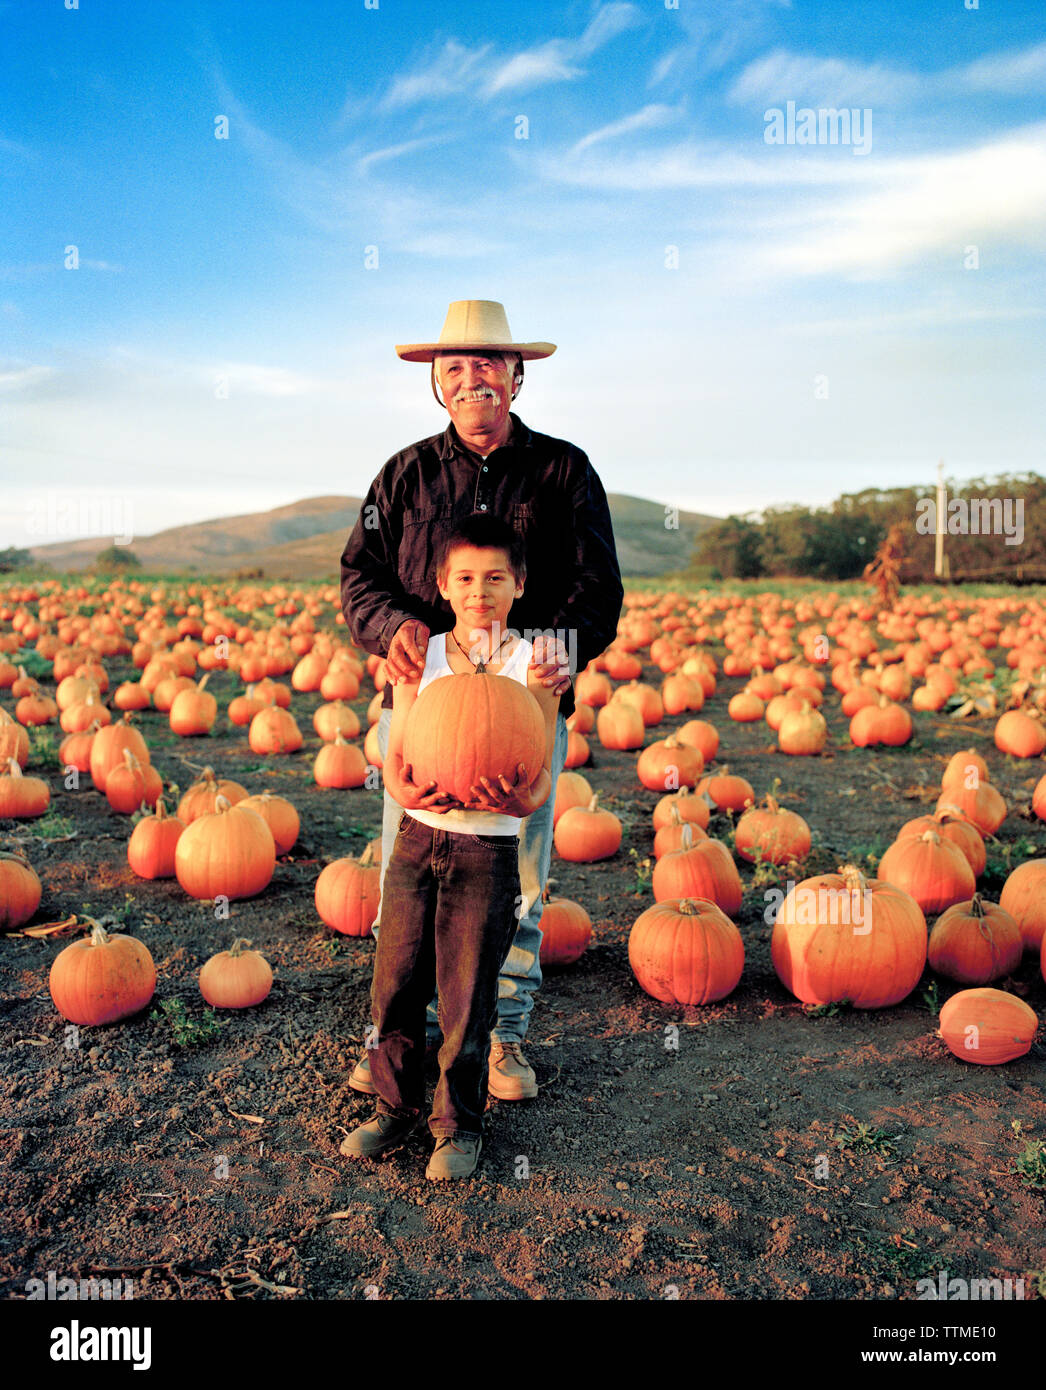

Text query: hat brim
(395, 341), (556, 362)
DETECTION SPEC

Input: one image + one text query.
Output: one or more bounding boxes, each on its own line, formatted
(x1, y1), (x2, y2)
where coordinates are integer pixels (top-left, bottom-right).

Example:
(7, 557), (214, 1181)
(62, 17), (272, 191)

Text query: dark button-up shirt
(339, 413), (624, 718)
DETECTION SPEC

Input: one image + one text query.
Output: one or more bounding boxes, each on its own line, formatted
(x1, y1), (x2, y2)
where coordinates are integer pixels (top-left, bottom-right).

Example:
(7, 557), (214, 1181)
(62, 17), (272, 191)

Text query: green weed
(834, 1121), (896, 1156)
(150, 997), (225, 1048)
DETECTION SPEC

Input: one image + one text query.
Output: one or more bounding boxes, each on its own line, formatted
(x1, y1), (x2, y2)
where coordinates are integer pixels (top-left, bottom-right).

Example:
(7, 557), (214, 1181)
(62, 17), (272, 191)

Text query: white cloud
(571, 104), (681, 155)
(764, 123), (1046, 275)
(208, 362), (327, 397)
(382, 39), (492, 110)
(0, 363), (53, 392)
(356, 135), (447, 174)
(383, 3), (643, 108)
(729, 40), (1046, 108)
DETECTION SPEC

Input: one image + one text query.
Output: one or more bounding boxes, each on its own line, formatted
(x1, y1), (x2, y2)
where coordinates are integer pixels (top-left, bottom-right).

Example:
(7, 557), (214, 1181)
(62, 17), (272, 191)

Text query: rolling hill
(26, 493), (719, 579)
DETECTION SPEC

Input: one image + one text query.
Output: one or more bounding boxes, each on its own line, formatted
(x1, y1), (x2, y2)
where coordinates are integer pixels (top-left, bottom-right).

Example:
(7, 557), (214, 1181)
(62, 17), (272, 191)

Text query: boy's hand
(464, 763), (544, 817)
(529, 634), (572, 697)
(396, 762), (464, 814)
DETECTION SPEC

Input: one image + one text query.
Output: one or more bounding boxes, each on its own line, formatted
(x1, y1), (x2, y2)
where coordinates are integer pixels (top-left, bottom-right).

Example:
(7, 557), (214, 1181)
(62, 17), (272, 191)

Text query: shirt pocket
(399, 506), (457, 596)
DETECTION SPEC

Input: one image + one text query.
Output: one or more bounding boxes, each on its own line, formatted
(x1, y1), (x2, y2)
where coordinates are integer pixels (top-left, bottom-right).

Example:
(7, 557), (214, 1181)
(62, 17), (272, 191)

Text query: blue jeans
(371, 813), (520, 1137)
(375, 706), (568, 1043)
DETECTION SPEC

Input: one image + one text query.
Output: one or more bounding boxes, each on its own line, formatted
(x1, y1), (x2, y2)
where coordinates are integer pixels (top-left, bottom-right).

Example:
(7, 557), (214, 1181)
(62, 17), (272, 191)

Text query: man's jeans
(371, 812), (520, 1137)
(375, 706), (568, 1043)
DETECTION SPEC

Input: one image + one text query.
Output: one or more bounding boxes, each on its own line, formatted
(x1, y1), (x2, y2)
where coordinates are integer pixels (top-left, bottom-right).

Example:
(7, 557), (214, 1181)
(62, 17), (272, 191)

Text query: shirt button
(480, 504), (487, 511)
(482, 465), (488, 472)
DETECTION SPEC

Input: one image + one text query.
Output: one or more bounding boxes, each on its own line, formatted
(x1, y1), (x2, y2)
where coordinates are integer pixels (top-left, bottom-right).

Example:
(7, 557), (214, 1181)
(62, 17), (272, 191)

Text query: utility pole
(934, 459), (948, 580)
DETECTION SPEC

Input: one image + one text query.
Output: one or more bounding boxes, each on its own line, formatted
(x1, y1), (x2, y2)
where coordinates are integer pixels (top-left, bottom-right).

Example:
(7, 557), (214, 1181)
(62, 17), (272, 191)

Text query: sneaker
(426, 1135), (483, 1180)
(339, 1112), (419, 1159)
(487, 1039), (538, 1100)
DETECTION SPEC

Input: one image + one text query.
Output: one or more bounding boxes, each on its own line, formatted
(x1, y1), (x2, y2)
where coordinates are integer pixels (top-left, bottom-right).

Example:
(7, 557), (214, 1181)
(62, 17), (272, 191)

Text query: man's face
(437, 352), (515, 439)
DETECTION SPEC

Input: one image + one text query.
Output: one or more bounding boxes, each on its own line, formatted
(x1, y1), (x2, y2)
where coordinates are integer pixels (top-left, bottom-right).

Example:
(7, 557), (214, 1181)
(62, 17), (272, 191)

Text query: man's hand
(529, 634), (571, 697)
(386, 619), (430, 685)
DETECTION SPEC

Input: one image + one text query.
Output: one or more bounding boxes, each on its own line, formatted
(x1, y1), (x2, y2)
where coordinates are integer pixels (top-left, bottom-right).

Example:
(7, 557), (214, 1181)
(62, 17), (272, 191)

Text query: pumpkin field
(2, 576), (1045, 1302)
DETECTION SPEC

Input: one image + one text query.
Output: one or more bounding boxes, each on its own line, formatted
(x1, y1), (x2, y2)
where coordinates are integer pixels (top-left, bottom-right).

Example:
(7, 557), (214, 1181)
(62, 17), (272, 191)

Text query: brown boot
(487, 1039), (537, 1100)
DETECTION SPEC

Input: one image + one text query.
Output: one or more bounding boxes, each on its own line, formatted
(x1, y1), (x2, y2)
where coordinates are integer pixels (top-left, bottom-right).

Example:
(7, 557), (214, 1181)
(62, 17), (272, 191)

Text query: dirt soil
(2, 639), (1045, 1302)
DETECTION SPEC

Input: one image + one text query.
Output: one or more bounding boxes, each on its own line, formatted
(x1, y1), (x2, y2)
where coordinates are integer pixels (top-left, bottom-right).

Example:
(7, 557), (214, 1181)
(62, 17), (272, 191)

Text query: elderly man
(340, 300), (623, 1101)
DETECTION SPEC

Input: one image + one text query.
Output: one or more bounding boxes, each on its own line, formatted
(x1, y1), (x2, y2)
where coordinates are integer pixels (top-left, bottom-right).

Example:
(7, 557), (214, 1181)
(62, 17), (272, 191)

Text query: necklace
(451, 627), (513, 674)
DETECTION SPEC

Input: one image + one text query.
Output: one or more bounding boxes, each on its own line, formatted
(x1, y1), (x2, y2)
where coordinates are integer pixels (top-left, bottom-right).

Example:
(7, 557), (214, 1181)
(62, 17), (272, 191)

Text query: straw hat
(396, 300), (556, 362)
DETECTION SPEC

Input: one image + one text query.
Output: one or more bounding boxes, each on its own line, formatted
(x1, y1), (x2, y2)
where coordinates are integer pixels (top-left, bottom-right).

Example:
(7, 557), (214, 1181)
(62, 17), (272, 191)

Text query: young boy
(339, 515), (560, 1180)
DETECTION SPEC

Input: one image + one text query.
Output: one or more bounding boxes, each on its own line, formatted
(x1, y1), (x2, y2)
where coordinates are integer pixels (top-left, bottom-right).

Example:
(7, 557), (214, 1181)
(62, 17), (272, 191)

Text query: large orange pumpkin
(629, 897), (744, 1005)
(402, 671), (545, 805)
(771, 865), (927, 1009)
(938, 987), (1038, 1065)
(877, 830), (976, 916)
(175, 796), (276, 900)
(49, 920), (156, 1026)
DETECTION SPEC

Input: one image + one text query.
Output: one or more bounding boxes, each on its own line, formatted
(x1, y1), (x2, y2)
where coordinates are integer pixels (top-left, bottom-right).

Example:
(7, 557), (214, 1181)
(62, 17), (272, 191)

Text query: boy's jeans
(375, 707), (568, 1044)
(370, 812), (520, 1137)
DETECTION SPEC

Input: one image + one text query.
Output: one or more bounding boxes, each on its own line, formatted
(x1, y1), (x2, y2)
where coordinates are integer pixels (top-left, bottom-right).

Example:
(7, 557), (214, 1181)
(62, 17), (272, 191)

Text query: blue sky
(2, 0), (1045, 551)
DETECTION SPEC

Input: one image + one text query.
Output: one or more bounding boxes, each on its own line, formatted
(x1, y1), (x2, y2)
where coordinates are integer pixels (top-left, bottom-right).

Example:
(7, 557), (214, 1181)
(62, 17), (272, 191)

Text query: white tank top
(406, 632), (534, 837)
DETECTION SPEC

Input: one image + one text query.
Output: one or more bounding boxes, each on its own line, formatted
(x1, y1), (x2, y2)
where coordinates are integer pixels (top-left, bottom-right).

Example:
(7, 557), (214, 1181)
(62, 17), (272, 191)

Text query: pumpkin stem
(82, 916), (110, 947)
(765, 793), (780, 814)
(6, 758), (23, 779)
(154, 798), (167, 820)
(970, 893), (984, 918)
(837, 863), (868, 893)
(215, 794), (232, 814)
(677, 899), (699, 915)
(586, 793), (601, 813)
(680, 822), (694, 851)
(359, 843), (375, 868)
(229, 937), (252, 956)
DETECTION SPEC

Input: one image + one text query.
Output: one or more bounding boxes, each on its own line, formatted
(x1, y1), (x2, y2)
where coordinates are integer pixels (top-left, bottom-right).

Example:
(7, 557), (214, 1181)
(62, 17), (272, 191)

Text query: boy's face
(437, 544), (524, 628)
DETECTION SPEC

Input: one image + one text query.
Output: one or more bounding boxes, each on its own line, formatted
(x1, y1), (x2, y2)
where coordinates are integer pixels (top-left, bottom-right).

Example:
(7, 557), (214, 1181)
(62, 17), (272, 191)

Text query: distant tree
(92, 546), (141, 571)
(0, 547), (33, 573)
(693, 515), (764, 578)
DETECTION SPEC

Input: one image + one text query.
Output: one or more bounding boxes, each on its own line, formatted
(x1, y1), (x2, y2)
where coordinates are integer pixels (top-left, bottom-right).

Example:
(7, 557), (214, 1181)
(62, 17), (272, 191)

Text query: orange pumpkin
(49, 920), (156, 1026)
(553, 770), (593, 827)
(248, 705), (303, 755)
(554, 793), (622, 862)
(177, 767), (248, 824)
(938, 987), (1038, 1065)
(538, 890), (593, 966)
(402, 671), (545, 805)
(315, 845), (381, 936)
(651, 826), (742, 915)
(652, 789), (711, 834)
(735, 795), (811, 865)
(238, 791), (300, 856)
(994, 708), (1046, 758)
(771, 865), (927, 1009)
(175, 796), (276, 900)
(169, 674), (218, 736)
(928, 895), (1023, 985)
(596, 700), (645, 750)
(877, 830), (977, 916)
(998, 860), (1046, 954)
(636, 734), (704, 792)
(0, 759), (50, 818)
(127, 799), (185, 879)
(0, 850), (42, 930)
(629, 897), (744, 1005)
(199, 938), (273, 1009)
(314, 731), (369, 788)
